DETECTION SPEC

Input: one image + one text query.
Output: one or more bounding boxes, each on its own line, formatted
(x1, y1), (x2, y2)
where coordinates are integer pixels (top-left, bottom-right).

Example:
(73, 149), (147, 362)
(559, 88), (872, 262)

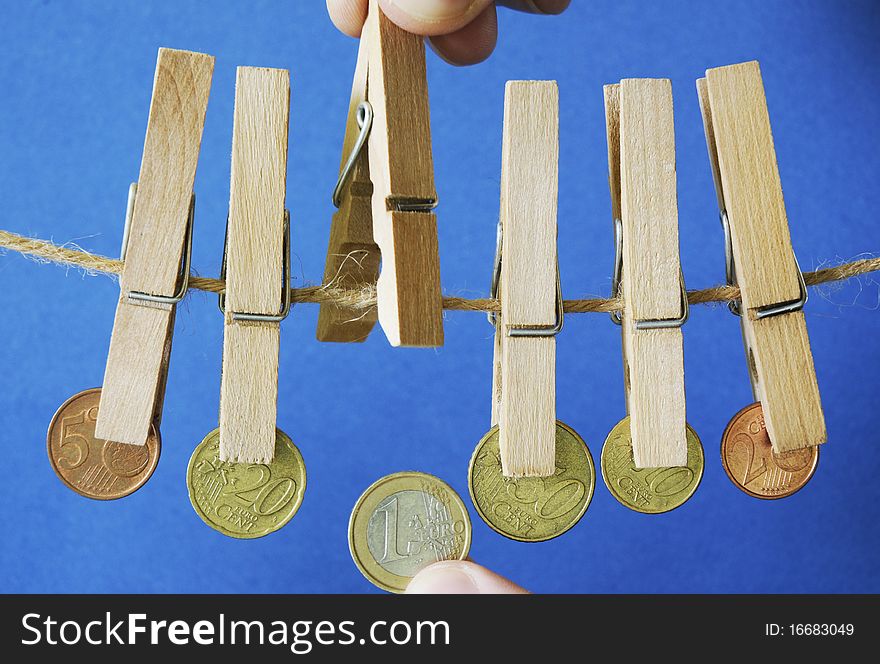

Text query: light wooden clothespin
(95, 48), (214, 445)
(697, 61), (826, 453)
(604, 79), (689, 468)
(217, 66), (291, 464)
(318, 0), (443, 347)
(490, 81), (562, 478)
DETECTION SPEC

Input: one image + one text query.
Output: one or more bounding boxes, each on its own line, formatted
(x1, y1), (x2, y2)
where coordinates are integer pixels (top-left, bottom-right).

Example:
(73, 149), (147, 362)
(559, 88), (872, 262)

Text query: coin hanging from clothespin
(186, 66), (305, 538)
(317, 0), (443, 347)
(697, 61), (823, 498)
(467, 81), (594, 542)
(47, 48), (214, 499)
(600, 79), (704, 514)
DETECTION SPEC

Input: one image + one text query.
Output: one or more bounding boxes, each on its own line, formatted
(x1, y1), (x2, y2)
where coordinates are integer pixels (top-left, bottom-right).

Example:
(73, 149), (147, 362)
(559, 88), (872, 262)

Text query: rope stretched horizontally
(2, 229), (879, 315)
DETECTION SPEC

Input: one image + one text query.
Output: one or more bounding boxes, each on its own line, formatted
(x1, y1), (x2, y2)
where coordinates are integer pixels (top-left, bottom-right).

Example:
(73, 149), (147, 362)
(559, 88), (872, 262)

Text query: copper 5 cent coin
(47, 388), (160, 500)
(721, 402), (818, 499)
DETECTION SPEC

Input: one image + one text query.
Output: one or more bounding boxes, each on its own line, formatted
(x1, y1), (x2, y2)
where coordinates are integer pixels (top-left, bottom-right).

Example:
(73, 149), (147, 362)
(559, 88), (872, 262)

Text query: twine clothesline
(1, 228), (879, 315)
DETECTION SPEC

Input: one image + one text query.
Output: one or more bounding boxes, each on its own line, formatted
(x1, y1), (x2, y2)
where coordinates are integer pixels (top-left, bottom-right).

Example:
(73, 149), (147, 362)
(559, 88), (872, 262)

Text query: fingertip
(406, 560), (528, 594)
(497, 0), (571, 14)
(427, 4), (497, 66)
(379, 0), (494, 37)
(327, 0), (369, 37)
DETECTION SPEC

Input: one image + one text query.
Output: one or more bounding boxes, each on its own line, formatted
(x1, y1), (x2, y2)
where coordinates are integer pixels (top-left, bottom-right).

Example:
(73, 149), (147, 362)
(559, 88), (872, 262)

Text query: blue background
(0, 0), (878, 593)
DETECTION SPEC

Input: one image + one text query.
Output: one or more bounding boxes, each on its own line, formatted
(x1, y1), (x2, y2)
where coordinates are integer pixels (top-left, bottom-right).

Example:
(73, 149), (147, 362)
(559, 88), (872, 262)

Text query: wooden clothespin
(492, 81), (562, 478)
(603, 79), (689, 469)
(467, 81), (595, 541)
(317, 32), (379, 343)
(216, 66), (291, 464)
(95, 48), (214, 445)
(697, 61), (826, 453)
(317, 0), (443, 347)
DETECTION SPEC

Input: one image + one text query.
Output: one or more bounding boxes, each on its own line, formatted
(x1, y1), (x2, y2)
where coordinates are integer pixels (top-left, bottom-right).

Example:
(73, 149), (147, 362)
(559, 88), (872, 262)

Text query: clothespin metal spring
(719, 210), (808, 320)
(609, 216), (689, 329)
(218, 210), (292, 323)
(487, 219), (564, 337)
(332, 102), (374, 209)
(120, 182), (195, 306)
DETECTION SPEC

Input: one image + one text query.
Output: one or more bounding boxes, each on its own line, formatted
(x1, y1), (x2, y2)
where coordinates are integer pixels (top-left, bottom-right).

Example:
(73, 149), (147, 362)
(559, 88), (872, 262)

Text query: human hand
(326, 0), (571, 65)
(405, 560), (529, 594)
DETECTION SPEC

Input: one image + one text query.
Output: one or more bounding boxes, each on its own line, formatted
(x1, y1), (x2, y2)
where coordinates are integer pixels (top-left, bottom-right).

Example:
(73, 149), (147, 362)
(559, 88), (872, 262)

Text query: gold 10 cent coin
(468, 421), (595, 542)
(601, 416), (704, 514)
(349, 472), (472, 593)
(47, 388), (160, 500)
(187, 427), (306, 539)
(721, 402), (818, 499)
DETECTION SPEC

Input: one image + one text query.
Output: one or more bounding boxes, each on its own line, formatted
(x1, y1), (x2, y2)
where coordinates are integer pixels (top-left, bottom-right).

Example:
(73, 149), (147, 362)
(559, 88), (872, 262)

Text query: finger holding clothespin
(467, 81), (595, 543)
(600, 79), (704, 515)
(187, 67), (306, 539)
(697, 61), (824, 498)
(318, 0), (443, 347)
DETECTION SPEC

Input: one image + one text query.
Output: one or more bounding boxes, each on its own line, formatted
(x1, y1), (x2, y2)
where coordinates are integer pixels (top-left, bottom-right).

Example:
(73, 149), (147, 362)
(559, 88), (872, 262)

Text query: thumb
(405, 560), (529, 594)
(379, 0), (494, 36)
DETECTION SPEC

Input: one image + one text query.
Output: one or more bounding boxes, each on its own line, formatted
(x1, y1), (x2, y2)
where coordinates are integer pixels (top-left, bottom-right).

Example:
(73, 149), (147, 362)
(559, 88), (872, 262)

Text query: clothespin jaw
(318, 36), (380, 343)
(604, 79), (688, 469)
(494, 80), (561, 478)
(319, 0), (443, 347)
(697, 61), (826, 453)
(95, 48), (214, 445)
(218, 66), (291, 464)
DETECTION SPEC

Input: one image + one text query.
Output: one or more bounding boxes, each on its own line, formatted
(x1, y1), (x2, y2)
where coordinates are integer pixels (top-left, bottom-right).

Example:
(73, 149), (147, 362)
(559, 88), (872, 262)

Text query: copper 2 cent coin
(47, 388), (160, 500)
(721, 402), (818, 500)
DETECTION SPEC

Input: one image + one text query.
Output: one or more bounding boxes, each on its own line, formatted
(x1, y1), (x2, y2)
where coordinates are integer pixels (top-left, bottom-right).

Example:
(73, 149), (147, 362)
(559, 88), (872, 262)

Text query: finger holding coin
(349, 472), (472, 593)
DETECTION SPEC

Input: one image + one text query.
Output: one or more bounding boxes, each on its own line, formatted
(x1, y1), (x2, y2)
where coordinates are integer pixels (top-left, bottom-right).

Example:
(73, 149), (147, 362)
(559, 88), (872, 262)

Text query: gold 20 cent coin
(468, 421), (595, 542)
(47, 388), (160, 500)
(349, 472), (471, 593)
(721, 402), (818, 499)
(601, 416), (704, 514)
(187, 427), (306, 539)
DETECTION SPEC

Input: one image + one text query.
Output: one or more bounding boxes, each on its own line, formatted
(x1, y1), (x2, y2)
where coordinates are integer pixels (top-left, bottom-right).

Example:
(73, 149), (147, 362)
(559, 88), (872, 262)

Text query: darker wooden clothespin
(95, 48), (214, 445)
(697, 61), (826, 454)
(318, 0), (443, 347)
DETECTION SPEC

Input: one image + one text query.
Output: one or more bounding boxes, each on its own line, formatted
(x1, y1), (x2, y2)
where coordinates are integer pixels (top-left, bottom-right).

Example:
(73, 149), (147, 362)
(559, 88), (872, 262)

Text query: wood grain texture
(219, 67), (290, 464)
(705, 61), (799, 308)
(363, 0), (443, 347)
(498, 81), (558, 477)
(603, 85), (622, 223)
(96, 48), (214, 445)
(603, 84), (632, 416)
(608, 79), (687, 468)
(695, 78), (726, 210)
(698, 62), (826, 452)
(317, 35), (380, 343)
